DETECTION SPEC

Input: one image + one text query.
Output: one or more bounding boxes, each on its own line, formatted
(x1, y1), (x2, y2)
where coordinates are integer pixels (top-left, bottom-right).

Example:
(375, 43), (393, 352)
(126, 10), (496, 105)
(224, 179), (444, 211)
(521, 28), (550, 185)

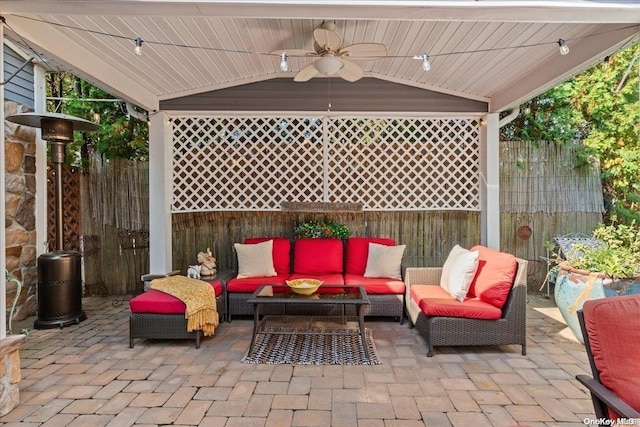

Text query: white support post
(480, 113), (501, 249)
(34, 65), (47, 256)
(148, 112), (173, 274)
(1, 32), (7, 339)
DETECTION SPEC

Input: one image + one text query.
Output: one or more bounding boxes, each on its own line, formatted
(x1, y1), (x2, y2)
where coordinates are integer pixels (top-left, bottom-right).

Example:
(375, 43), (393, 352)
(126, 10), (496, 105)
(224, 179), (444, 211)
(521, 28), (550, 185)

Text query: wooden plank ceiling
(2, 1), (638, 112)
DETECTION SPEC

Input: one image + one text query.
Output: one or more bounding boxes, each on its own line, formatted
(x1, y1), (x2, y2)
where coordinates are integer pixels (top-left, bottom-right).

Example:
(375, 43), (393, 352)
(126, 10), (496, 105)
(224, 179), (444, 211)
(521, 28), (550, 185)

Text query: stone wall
(4, 101), (38, 321)
(0, 335), (26, 416)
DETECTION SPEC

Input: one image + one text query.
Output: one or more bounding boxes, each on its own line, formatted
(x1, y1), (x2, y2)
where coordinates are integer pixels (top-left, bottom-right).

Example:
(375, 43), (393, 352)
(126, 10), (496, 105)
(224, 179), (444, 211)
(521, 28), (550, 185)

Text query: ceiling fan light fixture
(315, 56), (344, 75)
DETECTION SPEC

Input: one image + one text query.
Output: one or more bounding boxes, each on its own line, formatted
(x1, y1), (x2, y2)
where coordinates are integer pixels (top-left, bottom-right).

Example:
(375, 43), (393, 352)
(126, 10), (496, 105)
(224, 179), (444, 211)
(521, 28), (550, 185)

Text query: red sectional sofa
(226, 237), (406, 321)
(405, 245), (528, 357)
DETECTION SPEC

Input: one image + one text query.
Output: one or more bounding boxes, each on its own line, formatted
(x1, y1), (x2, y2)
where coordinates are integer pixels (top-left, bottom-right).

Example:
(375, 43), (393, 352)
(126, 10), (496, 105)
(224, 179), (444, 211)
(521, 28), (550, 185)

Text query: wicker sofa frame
(405, 257), (528, 357)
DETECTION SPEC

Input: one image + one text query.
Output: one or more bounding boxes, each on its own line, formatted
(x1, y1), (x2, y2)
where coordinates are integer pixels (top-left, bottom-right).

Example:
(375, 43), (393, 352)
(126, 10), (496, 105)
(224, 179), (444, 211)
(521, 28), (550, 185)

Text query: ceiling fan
(272, 22), (388, 82)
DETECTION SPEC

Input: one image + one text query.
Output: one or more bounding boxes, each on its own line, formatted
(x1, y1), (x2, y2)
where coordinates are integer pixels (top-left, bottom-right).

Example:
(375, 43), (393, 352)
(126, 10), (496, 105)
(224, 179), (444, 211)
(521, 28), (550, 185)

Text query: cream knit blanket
(150, 275), (218, 336)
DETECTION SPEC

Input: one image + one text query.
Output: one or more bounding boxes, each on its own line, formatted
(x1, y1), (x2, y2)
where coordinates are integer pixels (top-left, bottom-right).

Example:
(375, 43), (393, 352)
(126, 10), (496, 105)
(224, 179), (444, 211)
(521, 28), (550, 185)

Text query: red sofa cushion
(410, 284), (502, 320)
(468, 245), (518, 309)
(582, 295), (640, 418)
(130, 279), (222, 314)
(288, 273), (345, 286)
(244, 237), (291, 275)
(344, 274), (405, 294)
(345, 237), (396, 275)
(226, 274), (289, 293)
(293, 238), (343, 275)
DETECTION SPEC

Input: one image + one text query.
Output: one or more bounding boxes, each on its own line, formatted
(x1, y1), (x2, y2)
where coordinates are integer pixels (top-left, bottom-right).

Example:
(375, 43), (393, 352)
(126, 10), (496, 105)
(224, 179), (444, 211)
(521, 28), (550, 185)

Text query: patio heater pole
(6, 113), (99, 329)
(44, 119), (73, 250)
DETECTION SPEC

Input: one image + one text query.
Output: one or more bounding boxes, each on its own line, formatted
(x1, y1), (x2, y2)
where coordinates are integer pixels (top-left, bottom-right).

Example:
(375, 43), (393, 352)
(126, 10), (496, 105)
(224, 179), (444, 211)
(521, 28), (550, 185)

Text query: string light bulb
(280, 53), (289, 72)
(558, 39), (570, 56)
(134, 37), (143, 56)
(414, 54), (431, 72)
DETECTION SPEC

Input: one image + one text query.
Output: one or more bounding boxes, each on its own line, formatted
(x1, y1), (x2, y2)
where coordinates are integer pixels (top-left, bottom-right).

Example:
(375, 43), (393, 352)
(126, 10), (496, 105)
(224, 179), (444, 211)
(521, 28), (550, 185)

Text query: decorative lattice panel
(326, 118), (480, 210)
(171, 116), (480, 212)
(47, 164), (81, 250)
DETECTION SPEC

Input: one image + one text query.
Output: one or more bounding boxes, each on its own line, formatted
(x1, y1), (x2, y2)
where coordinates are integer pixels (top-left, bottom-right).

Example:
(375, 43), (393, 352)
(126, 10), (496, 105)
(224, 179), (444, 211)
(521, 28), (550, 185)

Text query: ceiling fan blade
(270, 49), (317, 57)
(313, 27), (342, 52)
(337, 59), (364, 82)
(339, 43), (388, 60)
(294, 63), (320, 82)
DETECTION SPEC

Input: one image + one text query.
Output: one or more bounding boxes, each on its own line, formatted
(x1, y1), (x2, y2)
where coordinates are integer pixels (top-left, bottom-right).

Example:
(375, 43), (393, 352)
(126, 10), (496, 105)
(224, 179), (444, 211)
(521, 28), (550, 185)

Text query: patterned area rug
(243, 325), (380, 365)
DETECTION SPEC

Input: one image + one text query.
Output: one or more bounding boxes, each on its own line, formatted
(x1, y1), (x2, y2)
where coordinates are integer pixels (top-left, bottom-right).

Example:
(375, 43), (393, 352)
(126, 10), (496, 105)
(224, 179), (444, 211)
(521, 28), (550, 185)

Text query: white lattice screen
(171, 116), (480, 212)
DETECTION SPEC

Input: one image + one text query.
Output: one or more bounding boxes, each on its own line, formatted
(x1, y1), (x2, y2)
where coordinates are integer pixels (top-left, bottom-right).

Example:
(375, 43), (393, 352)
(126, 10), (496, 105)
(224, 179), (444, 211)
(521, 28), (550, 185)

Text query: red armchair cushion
(130, 279), (222, 314)
(244, 237), (291, 275)
(582, 295), (640, 416)
(468, 245), (518, 309)
(293, 238), (343, 275)
(345, 237), (396, 275)
(344, 274), (405, 294)
(410, 285), (502, 320)
(226, 274), (289, 293)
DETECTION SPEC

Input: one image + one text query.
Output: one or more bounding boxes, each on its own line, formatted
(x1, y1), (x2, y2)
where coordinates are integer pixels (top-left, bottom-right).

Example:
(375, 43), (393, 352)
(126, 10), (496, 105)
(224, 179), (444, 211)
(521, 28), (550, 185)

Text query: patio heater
(6, 113), (99, 329)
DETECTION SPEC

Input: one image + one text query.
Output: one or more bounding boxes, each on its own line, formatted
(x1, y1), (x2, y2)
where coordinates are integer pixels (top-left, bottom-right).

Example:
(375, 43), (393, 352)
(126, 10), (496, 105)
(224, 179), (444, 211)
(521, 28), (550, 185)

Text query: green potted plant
(563, 222), (640, 280)
(549, 219), (640, 343)
(294, 219), (350, 239)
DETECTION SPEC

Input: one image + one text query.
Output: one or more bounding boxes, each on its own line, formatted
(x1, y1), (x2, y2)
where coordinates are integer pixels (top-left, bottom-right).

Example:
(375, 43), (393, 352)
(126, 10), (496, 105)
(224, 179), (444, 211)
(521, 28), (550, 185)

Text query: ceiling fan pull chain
(327, 77), (332, 113)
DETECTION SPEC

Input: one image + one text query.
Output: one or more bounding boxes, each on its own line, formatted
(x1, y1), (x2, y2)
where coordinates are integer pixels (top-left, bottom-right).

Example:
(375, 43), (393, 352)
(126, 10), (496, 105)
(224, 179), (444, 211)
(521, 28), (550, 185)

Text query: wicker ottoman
(129, 279), (225, 348)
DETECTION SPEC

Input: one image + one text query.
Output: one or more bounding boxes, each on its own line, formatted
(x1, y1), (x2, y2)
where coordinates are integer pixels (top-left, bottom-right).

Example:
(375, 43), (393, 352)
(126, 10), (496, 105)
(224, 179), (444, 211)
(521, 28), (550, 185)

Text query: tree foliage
(501, 43), (640, 222)
(46, 72), (149, 168)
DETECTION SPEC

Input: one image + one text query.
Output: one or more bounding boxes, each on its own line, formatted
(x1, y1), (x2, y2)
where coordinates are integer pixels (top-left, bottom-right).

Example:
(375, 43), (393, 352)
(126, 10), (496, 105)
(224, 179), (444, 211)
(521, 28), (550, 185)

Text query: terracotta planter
(554, 263), (640, 343)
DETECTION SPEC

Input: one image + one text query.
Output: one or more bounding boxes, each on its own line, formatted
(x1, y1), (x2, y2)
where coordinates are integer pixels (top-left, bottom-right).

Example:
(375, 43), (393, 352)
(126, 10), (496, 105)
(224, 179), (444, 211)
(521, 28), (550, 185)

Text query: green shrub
(294, 220), (350, 239)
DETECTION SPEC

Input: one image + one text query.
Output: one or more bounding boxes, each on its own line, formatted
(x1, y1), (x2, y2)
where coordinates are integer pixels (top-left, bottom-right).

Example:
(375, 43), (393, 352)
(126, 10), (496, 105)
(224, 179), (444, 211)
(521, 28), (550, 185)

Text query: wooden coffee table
(247, 285), (371, 360)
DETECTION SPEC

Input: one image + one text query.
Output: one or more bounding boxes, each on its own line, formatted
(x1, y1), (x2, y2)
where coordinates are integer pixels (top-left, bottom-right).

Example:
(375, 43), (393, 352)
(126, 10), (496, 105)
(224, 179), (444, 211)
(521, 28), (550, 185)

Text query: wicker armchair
(405, 257), (528, 357)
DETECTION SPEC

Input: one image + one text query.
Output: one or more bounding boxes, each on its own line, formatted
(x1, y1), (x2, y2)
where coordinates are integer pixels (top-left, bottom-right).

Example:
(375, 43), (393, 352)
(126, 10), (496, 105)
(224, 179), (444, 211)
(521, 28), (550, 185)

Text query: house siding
(3, 45), (34, 109)
(160, 78), (488, 113)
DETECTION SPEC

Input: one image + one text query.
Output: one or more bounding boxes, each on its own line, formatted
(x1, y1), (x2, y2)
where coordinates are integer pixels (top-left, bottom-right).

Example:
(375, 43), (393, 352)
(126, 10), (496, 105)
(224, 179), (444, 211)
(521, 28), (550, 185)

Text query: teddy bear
(197, 247), (217, 277)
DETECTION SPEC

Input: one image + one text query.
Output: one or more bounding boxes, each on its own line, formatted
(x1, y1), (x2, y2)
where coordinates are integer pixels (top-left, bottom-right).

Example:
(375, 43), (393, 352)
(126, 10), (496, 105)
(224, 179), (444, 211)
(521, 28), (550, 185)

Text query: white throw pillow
(234, 240), (277, 278)
(447, 250), (480, 302)
(363, 243), (406, 280)
(440, 244), (469, 291)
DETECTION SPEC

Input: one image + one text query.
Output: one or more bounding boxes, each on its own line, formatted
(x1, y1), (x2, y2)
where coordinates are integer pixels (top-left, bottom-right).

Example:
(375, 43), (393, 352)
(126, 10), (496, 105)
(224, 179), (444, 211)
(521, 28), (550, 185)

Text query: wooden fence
(499, 141), (603, 290)
(171, 210), (480, 276)
(81, 140), (604, 295)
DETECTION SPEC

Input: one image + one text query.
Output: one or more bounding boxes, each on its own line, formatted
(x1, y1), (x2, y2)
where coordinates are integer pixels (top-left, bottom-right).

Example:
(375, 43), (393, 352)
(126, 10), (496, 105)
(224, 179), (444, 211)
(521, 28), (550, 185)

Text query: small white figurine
(187, 265), (202, 279)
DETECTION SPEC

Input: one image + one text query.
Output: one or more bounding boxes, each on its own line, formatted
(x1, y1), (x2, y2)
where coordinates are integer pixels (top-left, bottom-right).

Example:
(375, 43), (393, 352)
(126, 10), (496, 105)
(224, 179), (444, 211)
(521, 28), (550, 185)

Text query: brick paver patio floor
(1, 293), (596, 426)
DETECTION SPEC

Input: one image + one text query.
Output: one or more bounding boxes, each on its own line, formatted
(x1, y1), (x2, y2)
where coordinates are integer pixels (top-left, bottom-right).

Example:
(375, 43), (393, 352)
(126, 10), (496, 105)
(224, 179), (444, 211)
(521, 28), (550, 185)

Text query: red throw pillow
(293, 238), (344, 274)
(468, 245), (518, 309)
(345, 237), (396, 275)
(244, 237), (291, 275)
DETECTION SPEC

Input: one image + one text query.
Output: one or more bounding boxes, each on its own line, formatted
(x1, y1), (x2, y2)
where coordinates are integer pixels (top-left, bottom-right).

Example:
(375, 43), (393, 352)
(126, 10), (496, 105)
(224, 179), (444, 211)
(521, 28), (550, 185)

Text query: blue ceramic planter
(554, 265), (640, 343)
(554, 266), (607, 344)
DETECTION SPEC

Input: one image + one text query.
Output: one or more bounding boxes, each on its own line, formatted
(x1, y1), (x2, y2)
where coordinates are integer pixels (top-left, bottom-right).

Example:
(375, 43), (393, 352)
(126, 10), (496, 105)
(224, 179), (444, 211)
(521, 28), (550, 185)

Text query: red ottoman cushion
(130, 279), (222, 314)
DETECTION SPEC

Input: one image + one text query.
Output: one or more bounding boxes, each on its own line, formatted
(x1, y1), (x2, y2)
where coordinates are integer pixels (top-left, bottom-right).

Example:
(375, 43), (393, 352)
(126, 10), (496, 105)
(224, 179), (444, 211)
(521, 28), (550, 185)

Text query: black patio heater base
(6, 113), (99, 330)
(34, 251), (87, 329)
